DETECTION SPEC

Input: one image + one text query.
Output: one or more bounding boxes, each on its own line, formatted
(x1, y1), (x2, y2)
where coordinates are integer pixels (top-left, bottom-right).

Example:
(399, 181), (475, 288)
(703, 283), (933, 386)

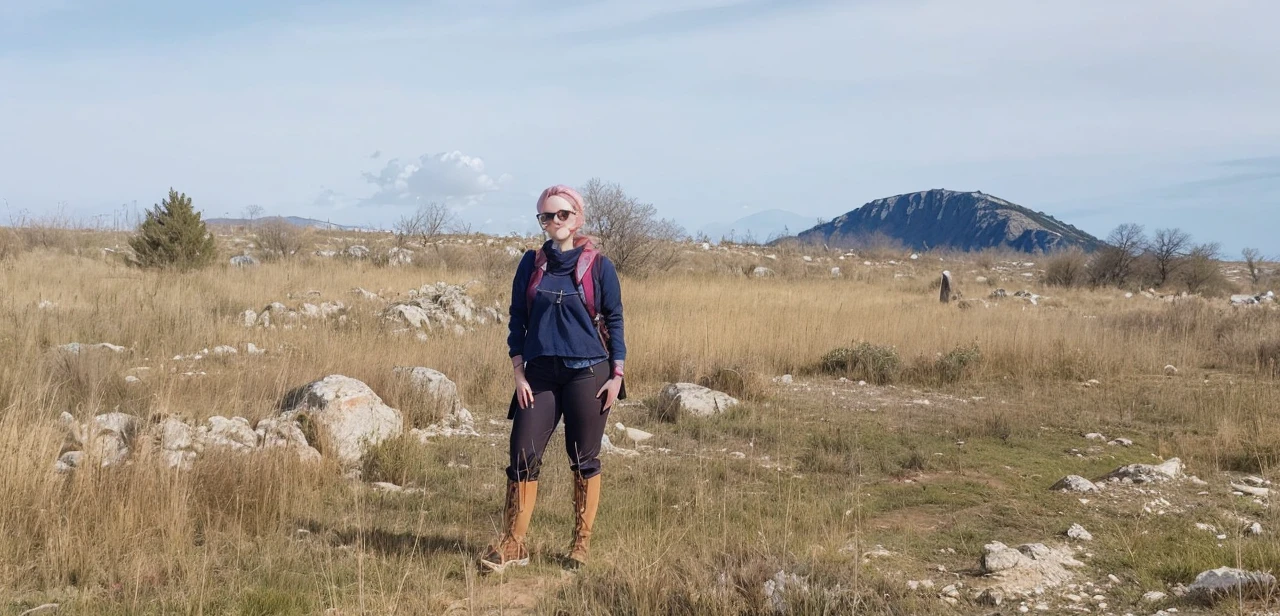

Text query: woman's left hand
(596, 376), (622, 412)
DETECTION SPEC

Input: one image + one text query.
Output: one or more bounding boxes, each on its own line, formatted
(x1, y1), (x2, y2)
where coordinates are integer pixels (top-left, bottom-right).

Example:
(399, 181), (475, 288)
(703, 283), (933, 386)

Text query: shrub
(360, 435), (433, 486)
(819, 342), (900, 384)
(254, 218), (310, 261)
(1043, 249), (1087, 287)
(128, 188), (217, 271)
(934, 342), (984, 383)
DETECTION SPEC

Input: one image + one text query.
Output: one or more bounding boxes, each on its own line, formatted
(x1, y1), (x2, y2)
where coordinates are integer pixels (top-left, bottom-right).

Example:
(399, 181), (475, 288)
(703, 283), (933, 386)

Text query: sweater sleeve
(507, 251), (535, 358)
(597, 256), (626, 362)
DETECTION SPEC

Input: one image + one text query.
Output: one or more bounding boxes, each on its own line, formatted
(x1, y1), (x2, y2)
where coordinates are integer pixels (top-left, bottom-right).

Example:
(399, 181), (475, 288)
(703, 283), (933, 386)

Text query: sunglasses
(536, 209), (574, 225)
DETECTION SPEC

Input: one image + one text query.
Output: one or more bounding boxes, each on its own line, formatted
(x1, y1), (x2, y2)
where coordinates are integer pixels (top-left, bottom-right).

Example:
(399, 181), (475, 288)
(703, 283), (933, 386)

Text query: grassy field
(1, 227), (1279, 614)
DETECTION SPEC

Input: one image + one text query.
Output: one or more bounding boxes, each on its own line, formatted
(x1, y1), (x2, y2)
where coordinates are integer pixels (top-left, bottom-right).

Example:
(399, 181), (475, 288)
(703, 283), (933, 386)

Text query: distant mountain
(791, 189), (1100, 253)
(698, 209), (818, 243)
(205, 215), (369, 231)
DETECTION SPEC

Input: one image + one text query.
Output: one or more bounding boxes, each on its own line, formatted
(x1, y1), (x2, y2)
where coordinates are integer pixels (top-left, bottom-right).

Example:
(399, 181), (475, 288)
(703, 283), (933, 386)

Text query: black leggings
(506, 357), (612, 482)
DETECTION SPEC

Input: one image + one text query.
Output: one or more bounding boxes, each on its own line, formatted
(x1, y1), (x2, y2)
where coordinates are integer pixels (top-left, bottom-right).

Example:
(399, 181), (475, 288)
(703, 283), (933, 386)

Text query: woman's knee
(507, 450), (544, 482)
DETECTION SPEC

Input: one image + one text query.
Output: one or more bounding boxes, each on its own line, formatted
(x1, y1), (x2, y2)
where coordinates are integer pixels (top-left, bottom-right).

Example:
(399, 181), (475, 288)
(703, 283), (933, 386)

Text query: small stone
(1248, 522), (1263, 535)
(1230, 483), (1269, 497)
(1052, 475), (1099, 493)
(1067, 523), (1093, 541)
(1109, 437), (1133, 447)
(1142, 590), (1166, 603)
(1108, 574), (1121, 584)
(1083, 432), (1106, 441)
(17, 604), (60, 616)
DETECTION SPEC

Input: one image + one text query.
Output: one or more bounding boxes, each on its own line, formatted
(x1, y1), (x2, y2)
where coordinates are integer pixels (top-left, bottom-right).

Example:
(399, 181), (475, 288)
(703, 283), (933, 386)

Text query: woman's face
(538, 195), (577, 241)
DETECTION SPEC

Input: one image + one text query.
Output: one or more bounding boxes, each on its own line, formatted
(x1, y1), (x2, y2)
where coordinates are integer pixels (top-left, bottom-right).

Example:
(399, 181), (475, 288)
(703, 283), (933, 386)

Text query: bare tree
(1088, 223), (1146, 288)
(1178, 242), (1226, 295)
(395, 202), (455, 247)
(1243, 247), (1265, 285)
(1148, 227), (1191, 287)
(243, 204), (264, 222)
(579, 177), (686, 275)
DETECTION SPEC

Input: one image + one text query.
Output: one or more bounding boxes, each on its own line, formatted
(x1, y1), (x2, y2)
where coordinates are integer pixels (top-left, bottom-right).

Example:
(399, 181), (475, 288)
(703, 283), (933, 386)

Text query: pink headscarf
(537, 185), (595, 249)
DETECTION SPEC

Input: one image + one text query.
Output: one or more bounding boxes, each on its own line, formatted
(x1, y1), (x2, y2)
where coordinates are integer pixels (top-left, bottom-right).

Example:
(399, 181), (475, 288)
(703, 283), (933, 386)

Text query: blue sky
(1, 0), (1277, 253)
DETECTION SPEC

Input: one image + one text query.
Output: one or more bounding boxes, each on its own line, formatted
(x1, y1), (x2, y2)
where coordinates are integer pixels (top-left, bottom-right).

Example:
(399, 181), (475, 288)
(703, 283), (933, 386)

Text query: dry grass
(1, 232), (1279, 613)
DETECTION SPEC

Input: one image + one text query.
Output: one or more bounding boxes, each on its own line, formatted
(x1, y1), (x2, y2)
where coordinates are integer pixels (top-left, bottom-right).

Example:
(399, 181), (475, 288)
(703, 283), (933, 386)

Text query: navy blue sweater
(507, 241), (627, 365)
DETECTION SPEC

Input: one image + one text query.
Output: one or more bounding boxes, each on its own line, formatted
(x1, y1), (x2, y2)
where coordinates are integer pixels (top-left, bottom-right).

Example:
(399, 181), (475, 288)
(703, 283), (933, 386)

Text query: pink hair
(537, 184), (595, 248)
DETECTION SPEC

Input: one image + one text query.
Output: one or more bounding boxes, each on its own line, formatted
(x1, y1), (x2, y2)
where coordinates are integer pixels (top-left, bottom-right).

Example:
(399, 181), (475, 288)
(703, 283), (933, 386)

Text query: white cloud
(313, 187), (351, 210)
(361, 150), (511, 207)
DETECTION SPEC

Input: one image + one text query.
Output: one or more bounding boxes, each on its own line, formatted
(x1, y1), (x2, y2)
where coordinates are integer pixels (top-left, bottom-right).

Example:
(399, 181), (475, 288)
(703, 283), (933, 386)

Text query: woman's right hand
(514, 367), (534, 409)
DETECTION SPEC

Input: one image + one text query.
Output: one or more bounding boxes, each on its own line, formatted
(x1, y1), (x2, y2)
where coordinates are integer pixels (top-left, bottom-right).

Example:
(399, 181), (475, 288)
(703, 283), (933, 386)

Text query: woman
(479, 184), (626, 573)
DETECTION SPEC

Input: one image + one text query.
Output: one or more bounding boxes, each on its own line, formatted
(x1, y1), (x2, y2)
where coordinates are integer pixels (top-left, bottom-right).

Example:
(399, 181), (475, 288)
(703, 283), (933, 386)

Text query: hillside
(793, 189), (1100, 253)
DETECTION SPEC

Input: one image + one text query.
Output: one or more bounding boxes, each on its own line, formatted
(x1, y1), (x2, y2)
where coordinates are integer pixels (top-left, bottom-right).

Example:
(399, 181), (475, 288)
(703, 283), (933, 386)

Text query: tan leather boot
(479, 480), (538, 573)
(566, 473), (601, 568)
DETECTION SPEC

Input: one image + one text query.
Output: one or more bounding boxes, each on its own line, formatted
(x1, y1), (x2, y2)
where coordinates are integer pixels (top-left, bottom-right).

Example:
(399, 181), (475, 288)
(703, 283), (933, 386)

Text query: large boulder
(280, 375), (403, 465)
(196, 416), (260, 452)
(397, 366), (477, 438)
(56, 411), (139, 472)
(393, 366), (462, 414)
(1188, 567), (1276, 603)
(654, 383), (739, 420)
(81, 412), (137, 467)
(157, 416), (197, 470)
(255, 417), (322, 462)
(979, 542), (1083, 594)
(386, 282), (497, 332)
(1103, 458), (1182, 484)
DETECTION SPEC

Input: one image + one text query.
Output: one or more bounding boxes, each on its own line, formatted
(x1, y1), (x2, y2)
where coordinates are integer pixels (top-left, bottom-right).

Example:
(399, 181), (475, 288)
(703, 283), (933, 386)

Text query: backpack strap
(524, 249), (546, 311)
(524, 245), (604, 322)
(577, 247), (600, 320)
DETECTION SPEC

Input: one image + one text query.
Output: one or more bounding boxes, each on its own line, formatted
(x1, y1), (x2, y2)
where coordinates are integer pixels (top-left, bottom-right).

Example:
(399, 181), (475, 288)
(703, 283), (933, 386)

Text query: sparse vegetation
(0, 228), (1277, 614)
